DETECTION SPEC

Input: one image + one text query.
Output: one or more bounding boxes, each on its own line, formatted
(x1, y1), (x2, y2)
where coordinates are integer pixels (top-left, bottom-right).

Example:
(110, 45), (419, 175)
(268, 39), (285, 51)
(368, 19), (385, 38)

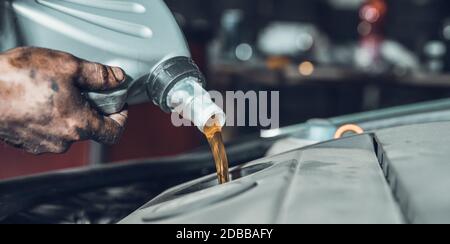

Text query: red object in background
(107, 103), (203, 162)
(0, 142), (90, 180)
(359, 0), (387, 38)
(358, 0), (387, 66)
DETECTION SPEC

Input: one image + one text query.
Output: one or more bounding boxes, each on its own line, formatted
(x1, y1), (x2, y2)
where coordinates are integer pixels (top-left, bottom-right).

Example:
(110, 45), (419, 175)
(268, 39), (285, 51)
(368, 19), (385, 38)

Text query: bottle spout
(167, 78), (226, 133)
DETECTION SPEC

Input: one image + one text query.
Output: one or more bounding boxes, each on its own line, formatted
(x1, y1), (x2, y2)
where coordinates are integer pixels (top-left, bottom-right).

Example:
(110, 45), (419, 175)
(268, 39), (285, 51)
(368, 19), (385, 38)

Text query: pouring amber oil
(203, 116), (230, 184)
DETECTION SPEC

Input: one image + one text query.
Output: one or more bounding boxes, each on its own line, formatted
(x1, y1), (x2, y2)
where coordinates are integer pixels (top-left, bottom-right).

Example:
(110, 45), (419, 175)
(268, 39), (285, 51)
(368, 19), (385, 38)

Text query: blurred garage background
(2, 0), (450, 179)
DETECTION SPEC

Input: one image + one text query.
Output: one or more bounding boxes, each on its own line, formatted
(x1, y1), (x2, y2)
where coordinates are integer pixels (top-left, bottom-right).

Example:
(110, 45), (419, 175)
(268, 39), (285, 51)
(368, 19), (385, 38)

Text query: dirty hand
(0, 47), (128, 154)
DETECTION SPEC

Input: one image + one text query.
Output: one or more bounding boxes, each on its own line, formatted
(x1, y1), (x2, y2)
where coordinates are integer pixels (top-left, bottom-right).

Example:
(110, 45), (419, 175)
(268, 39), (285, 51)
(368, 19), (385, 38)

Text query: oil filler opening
(172, 162), (274, 197)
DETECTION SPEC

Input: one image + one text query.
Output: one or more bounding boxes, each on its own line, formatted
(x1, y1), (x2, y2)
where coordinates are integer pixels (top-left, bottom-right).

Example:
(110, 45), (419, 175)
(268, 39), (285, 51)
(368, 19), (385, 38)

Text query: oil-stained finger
(75, 60), (126, 91)
(88, 108), (128, 144)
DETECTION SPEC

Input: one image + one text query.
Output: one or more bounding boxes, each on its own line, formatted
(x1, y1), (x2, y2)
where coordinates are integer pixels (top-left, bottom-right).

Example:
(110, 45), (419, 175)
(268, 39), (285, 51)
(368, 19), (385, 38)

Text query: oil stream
(203, 124), (230, 184)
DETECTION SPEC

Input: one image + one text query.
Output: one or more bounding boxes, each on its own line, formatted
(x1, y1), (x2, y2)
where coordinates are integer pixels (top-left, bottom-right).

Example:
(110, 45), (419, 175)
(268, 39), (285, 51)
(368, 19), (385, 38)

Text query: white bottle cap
(167, 78), (226, 132)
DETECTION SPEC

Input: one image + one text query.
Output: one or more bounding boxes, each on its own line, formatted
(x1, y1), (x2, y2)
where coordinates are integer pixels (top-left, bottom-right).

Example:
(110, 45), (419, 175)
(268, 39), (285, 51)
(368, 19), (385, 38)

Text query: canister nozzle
(167, 78), (226, 132)
(146, 57), (226, 132)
